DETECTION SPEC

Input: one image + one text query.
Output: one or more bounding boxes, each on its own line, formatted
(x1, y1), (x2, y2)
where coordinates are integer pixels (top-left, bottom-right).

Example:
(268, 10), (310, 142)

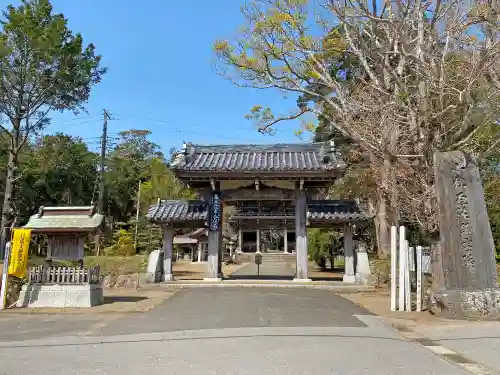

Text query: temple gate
(147, 142), (371, 282)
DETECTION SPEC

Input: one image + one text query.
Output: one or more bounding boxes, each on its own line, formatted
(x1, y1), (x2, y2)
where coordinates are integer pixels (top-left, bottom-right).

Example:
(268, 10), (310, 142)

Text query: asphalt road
(0, 287), (471, 375)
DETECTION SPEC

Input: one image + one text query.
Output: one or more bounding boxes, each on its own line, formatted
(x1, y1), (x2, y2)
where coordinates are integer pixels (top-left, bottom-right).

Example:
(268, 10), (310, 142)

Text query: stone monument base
(17, 284), (104, 308)
(430, 288), (500, 320)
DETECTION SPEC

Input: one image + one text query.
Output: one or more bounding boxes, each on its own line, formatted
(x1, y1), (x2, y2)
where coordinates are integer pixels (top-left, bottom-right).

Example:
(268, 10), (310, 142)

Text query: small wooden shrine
(17, 205), (104, 308)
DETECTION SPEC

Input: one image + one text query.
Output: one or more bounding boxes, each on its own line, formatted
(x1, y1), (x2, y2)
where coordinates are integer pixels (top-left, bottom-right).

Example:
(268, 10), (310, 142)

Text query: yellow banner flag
(8, 229), (32, 279)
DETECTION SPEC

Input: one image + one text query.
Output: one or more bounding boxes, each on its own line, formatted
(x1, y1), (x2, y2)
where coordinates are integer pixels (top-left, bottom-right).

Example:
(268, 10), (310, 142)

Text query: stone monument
(431, 151), (500, 319)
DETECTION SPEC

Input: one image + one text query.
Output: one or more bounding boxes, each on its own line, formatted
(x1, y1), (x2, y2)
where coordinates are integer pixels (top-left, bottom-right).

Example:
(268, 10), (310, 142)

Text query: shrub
(106, 229), (135, 256)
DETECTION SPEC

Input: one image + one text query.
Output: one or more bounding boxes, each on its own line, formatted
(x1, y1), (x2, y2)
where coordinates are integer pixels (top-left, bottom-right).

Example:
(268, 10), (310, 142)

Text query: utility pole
(134, 179), (141, 252)
(95, 109), (110, 257)
(98, 109), (110, 214)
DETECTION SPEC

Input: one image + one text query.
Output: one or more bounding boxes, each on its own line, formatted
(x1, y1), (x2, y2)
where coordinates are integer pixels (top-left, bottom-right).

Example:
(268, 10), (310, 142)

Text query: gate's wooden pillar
(256, 229), (261, 253)
(283, 227), (288, 253)
(294, 184), (310, 281)
(205, 183), (222, 281)
(343, 223), (356, 283)
(163, 225), (174, 281)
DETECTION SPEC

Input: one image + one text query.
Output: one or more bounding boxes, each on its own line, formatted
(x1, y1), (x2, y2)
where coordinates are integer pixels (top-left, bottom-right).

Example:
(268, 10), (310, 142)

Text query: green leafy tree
(0, 0), (105, 250)
(308, 228), (342, 270)
(105, 130), (162, 222)
(133, 156), (195, 253)
(15, 133), (98, 223)
(140, 157), (195, 209)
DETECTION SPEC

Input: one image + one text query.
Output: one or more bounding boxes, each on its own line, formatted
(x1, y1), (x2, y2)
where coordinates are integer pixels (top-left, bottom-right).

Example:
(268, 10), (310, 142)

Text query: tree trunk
(375, 190), (391, 258)
(375, 156), (393, 259)
(0, 149), (16, 256)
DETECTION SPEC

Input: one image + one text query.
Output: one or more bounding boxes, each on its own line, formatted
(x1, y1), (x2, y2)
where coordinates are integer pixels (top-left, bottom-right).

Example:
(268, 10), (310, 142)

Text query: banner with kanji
(8, 229), (32, 278)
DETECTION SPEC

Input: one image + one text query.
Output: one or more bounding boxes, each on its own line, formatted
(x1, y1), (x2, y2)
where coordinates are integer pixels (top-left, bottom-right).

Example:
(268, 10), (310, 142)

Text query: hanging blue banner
(209, 192), (222, 231)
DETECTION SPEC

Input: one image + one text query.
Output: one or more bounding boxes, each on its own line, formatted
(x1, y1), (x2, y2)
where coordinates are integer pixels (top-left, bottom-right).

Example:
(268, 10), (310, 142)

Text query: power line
(49, 112), (271, 136)
(49, 115), (102, 125)
(45, 111), (291, 145)
(112, 114), (262, 133)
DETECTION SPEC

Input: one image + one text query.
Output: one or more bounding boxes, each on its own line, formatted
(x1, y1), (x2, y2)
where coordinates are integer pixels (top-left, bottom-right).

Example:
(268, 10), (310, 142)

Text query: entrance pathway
(0, 288), (474, 374)
(94, 287), (370, 335)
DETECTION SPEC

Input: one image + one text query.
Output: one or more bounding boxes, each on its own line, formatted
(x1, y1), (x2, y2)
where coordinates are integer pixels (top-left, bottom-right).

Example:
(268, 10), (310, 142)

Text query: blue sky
(1, 0), (306, 152)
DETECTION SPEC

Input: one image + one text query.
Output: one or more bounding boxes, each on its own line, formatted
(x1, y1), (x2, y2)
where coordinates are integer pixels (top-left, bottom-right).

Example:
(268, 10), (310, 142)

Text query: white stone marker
(416, 245), (423, 312)
(405, 242), (412, 312)
(398, 226), (406, 311)
(146, 249), (163, 283)
(0, 242), (11, 310)
(390, 226), (398, 311)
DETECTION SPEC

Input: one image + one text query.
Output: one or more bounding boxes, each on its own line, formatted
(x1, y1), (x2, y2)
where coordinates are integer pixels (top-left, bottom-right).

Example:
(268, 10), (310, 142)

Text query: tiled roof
(307, 200), (371, 223)
(170, 142), (345, 173)
(24, 206), (104, 232)
(173, 228), (208, 244)
(147, 199), (370, 226)
(147, 200), (208, 223)
(229, 200), (371, 224)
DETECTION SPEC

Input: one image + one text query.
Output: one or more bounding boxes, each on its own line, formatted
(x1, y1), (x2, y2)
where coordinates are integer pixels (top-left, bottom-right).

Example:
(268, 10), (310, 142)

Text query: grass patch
(370, 257), (391, 288)
(85, 255), (148, 276)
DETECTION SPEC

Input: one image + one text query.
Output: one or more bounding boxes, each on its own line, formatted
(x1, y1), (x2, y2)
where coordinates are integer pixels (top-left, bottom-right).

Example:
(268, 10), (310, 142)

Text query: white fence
(390, 226), (431, 312)
(28, 265), (101, 285)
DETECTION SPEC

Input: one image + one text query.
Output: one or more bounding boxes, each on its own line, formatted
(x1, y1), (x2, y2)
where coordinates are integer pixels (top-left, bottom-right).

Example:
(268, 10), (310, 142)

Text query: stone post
(163, 226), (174, 281)
(238, 228), (243, 253)
(197, 242), (202, 263)
(204, 183), (222, 281)
(343, 224), (355, 283)
(294, 186), (310, 281)
(431, 151), (500, 319)
(355, 241), (372, 285)
(283, 227), (288, 253)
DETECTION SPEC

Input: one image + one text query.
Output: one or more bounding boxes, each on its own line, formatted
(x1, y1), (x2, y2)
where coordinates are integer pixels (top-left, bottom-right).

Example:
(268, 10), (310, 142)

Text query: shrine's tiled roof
(307, 200), (371, 223)
(170, 142), (345, 174)
(147, 200), (208, 223)
(24, 206), (104, 233)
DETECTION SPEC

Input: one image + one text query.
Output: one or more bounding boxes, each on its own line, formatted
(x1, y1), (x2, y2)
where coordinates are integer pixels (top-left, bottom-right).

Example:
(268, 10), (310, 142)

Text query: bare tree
(214, 0), (500, 256)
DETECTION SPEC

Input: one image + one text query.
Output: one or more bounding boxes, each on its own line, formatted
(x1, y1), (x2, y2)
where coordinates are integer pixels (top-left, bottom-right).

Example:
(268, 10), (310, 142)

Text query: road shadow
(227, 275), (294, 281)
(102, 296), (147, 305)
(310, 276), (344, 282)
